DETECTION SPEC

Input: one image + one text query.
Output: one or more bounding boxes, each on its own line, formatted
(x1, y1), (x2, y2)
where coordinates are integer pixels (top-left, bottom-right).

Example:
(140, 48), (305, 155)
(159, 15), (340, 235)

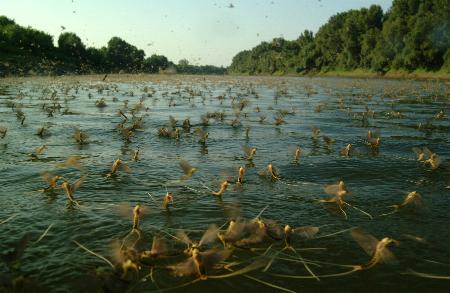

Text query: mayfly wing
(179, 160), (193, 175)
(170, 257), (197, 277)
(351, 228), (379, 256)
(293, 226), (320, 239)
(199, 224), (219, 246)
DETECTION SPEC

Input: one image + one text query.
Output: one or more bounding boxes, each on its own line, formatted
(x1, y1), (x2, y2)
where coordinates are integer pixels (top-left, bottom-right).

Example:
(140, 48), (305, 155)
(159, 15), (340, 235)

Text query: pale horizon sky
(1, 0), (392, 66)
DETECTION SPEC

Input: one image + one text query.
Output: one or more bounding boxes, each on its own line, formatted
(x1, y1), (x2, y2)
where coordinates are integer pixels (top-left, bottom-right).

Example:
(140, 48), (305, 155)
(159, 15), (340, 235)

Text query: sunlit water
(0, 75), (449, 292)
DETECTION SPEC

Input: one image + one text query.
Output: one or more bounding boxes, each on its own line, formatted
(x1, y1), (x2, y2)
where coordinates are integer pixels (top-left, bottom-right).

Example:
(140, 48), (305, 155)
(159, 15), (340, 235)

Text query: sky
(1, 0), (392, 66)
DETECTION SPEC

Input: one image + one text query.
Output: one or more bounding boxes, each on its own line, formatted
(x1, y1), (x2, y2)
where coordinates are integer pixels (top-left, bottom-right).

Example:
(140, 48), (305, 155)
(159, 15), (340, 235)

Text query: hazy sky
(1, 0), (392, 66)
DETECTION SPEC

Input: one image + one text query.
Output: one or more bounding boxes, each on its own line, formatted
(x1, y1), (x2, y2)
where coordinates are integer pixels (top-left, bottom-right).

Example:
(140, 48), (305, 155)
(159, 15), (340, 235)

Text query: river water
(0, 75), (449, 292)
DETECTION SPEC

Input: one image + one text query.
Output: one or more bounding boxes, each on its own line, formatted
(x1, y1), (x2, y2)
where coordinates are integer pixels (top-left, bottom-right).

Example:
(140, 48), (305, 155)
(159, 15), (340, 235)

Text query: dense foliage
(0, 16), (225, 76)
(229, 0), (449, 74)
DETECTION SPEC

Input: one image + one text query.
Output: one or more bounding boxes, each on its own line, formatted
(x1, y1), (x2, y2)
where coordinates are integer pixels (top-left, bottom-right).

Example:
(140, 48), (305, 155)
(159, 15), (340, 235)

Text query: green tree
(58, 32), (86, 58)
(106, 37), (145, 72)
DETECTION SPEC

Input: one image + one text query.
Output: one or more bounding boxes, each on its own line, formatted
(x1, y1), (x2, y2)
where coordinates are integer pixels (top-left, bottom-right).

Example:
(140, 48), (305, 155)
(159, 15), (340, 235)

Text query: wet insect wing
(73, 175), (87, 191)
(351, 228), (379, 256)
(199, 224), (219, 246)
(265, 222), (284, 240)
(122, 163), (131, 173)
(179, 160), (194, 175)
(35, 144), (46, 155)
(221, 220), (247, 243)
(201, 249), (232, 273)
(292, 226), (320, 240)
(150, 236), (168, 256)
(57, 156), (83, 169)
(377, 245), (397, 264)
(324, 184), (340, 195)
(324, 182), (346, 196)
(114, 203), (150, 224)
(168, 115), (178, 128)
(241, 145), (254, 157)
(236, 226), (266, 246)
(257, 167), (268, 177)
(41, 172), (56, 185)
(176, 230), (193, 246)
(170, 256), (198, 277)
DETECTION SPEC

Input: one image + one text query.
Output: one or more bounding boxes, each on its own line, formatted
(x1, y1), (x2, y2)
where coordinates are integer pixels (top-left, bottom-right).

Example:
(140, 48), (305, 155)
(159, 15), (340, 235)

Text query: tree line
(229, 0), (449, 75)
(0, 16), (226, 76)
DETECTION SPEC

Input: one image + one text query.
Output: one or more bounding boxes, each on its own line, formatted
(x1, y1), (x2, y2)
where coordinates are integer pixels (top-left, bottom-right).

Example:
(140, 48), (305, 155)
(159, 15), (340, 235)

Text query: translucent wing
(73, 175), (87, 191)
(421, 147), (433, 157)
(223, 221), (246, 242)
(150, 236), (168, 256)
(179, 160), (193, 175)
(264, 220), (283, 239)
(324, 183), (340, 195)
(122, 163), (131, 173)
(57, 156), (82, 169)
(432, 155), (442, 169)
(224, 202), (242, 220)
(379, 247), (397, 264)
(114, 203), (150, 219)
(412, 147), (423, 157)
(201, 249), (232, 272)
(292, 226), (320, 239)
(176, 230), (192, 246)
(170, 257), (198, 277)
(199, 224), (219, 246)
(35, 145), (46, 155)
(236, 227), (266, 246)
(169, 115), (177, 128)
(257, 167), (268, 176)
(351, 228), (379, 256)
(241, 145), (252, 156)
(194, 128), (207, 139)
(41, 172), (55, 184)
(110, 239), (123, 264)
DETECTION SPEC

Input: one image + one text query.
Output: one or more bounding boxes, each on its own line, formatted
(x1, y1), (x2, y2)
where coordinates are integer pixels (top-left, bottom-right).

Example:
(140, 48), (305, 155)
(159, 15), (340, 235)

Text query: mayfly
(212, 180), (230, 196)
(175, 224), (219, 255)
(237, 166), (245, 184)
(293, 146), (301, 162)
(194, 128), (208, 144)
(140, 236), (169, 260)
(258, 163), (279, 180)
(366, 130), (381, 149)
(169, 247), (231, 280)
(320, 181), (372, 219)
(0, 127), (7, 139)
(179, 159), (197, 179)
(38, 173), (63, 193)
(61, 175), (86, 205)
(106, 159), (130, 177)
(350, 228), (398, 271)
(29, 144), (46, 159)
(132, 148), (140, 161)
(381, 191), (423, 216)
(241, 145), (257, 161)
(340, 144), (354, 156)
(162, 192), (174, 209)
(74, 128), (88, 145)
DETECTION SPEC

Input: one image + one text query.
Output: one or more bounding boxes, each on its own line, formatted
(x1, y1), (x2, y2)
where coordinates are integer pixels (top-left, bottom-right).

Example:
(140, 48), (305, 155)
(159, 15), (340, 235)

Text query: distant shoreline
(1, 70), (449, 82)
(228, 70), (450, 81)
(312, 70), (450, 81)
